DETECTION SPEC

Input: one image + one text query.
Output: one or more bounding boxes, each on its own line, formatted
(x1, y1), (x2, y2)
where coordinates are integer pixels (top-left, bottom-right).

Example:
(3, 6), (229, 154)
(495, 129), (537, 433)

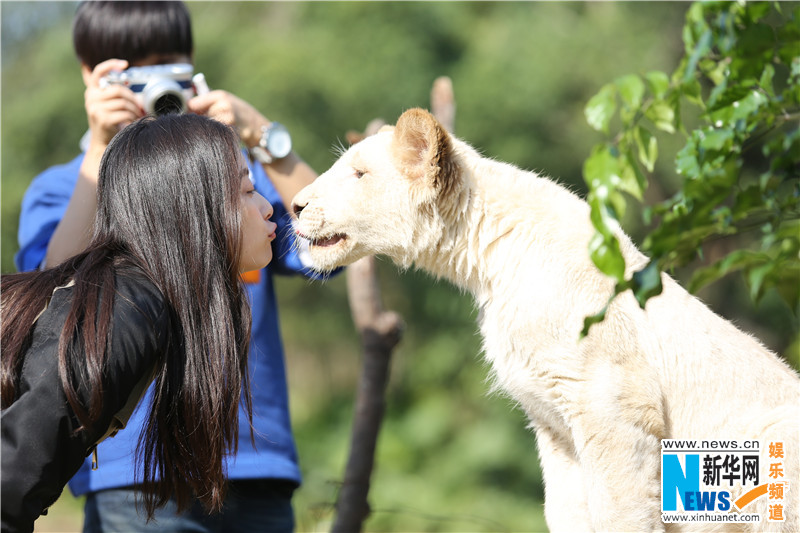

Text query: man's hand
(187, 90), (267, 149)
(83, 59), (143, 152)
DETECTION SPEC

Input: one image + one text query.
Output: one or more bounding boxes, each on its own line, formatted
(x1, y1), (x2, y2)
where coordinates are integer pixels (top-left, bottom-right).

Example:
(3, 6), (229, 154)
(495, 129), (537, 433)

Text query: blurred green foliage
(582, 1), (800, 337)
(2, 2), (797, 532)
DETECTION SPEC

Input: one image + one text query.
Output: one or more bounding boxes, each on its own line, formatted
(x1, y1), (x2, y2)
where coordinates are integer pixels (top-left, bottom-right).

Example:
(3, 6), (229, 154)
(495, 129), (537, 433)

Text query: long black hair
(1, 114), (251, 516)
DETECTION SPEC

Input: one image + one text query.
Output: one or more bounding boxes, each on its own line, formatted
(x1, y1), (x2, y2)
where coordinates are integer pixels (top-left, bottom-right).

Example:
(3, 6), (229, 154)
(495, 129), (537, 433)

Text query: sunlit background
(2, 2), (796, 532)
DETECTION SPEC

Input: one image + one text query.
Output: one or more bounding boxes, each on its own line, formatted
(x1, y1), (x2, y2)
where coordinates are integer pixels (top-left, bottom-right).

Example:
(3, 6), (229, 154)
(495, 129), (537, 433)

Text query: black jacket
(1, 268), (172, 533)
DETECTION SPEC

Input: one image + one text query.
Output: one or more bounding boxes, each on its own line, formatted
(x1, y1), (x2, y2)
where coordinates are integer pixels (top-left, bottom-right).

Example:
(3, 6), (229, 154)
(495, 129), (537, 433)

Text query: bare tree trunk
(333, 77), (455, 533)
(332, 256), (403, 533)
(431, 76), (455, 134)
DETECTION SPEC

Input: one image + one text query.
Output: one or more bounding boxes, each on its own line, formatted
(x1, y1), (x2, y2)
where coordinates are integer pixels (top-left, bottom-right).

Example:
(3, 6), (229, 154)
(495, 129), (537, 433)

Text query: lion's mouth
(297, 231), (346, 248)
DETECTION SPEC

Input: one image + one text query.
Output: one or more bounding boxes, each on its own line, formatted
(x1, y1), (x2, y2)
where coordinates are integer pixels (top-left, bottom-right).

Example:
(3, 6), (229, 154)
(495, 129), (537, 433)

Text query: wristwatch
(251, 122), (292, 164)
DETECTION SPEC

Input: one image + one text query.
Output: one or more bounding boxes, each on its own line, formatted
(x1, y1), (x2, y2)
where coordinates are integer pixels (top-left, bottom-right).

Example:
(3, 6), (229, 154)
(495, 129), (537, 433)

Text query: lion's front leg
(572, 406), (665, 532)
(533, 424), (592, 532)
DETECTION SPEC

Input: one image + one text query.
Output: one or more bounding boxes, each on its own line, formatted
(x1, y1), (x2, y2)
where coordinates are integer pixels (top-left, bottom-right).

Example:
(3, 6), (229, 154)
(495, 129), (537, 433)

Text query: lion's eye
(354, 169), (365, 179)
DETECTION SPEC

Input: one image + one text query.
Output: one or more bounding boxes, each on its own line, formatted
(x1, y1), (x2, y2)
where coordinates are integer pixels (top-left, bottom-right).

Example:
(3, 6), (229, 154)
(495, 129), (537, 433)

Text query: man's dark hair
(73, 1), (193, 69)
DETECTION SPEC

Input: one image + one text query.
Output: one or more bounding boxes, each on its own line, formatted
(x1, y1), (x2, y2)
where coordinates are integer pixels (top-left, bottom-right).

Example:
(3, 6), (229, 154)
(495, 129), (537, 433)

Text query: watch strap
(251, 125), (274, 164)
(251, 145), (273, 164)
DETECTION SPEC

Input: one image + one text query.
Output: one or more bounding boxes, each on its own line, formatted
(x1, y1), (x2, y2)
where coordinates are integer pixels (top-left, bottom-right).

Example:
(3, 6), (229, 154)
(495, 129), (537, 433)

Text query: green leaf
(731, 183), (765, 220)
(699, 128), (734, 152)
(748, 262), (774, 302)
(680, 77), (703, 106)
(718, 89), (767, 123)
(777, 22), (800, 67)
(688, 250), (768, 293)
(739, 90), (768, 119)
(616, 74), (645, 110)
(589, 233), (626, 280)
(645, 100), (676, 133)
(676, 142), (700, 179)
(775, 220), (800, 242)
(635, 126), (658, 173)
(645, 71), (670, 99)
(765, 129), (800, 174)
(632, 261), (663, 308)
(580, 306), (608, 339)
(791, 57), (800, 81)
(623, 150), (648, 200)
(778, 236), (800, 258)
(588, 194), (612, 236)
(684, 29), (712, 83)
(707, 82), (753, 112)
(744, 1), (772, 23)
(683, 3), (708, 52)
(705, 59), (729, 86)
(584, 145), (621, 191)
(760, 63), (775, 98)
(775, 283), (800, 317)
(584, 146), (640, 211)
(607, 188), (628, 220)
(585, 83), (617, 134)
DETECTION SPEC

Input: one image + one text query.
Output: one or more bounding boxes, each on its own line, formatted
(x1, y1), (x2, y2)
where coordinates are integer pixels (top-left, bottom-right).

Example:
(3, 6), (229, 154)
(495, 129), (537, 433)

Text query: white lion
(292, 108), (799, 532)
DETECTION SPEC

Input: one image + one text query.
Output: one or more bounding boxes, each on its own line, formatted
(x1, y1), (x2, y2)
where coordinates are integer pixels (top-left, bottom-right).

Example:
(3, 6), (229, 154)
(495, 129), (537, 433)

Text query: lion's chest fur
(415, 157), (625, 434)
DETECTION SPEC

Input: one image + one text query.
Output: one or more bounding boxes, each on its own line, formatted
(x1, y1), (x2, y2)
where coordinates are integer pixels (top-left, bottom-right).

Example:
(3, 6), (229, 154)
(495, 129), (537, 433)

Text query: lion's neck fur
(412, 138), (593, 310)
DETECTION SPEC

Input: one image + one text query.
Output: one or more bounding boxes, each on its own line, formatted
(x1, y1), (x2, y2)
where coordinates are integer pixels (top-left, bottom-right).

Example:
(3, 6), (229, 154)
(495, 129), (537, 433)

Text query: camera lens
(153, 93), (185, 115)
(142, 78), (187, 115)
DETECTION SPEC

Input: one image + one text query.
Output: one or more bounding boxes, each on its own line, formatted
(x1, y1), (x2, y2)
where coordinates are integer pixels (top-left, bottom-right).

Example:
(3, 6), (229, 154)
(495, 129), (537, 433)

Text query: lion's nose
(291, 199), (306, 218)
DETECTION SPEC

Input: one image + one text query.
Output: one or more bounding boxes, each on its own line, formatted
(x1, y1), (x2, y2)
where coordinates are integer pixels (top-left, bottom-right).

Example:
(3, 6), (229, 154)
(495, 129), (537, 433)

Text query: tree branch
(332, 256), (403, 533)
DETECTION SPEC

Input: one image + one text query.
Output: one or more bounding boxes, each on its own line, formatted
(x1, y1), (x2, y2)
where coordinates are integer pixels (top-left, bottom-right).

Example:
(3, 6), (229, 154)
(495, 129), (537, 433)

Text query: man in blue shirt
(16, 2), (325, 531)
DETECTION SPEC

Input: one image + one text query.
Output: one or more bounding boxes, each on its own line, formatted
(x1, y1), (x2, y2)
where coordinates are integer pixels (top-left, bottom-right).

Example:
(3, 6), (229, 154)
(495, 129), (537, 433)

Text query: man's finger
(90, 58), (129, 87)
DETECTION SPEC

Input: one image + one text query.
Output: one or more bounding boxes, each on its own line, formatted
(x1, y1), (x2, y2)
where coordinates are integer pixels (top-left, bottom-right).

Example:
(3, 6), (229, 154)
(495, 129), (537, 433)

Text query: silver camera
(101, 63), (208, 115)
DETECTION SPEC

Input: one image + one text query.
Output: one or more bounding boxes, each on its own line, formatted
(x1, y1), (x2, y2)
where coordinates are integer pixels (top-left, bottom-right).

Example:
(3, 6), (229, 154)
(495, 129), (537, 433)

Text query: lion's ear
(391, 108), (456, 192)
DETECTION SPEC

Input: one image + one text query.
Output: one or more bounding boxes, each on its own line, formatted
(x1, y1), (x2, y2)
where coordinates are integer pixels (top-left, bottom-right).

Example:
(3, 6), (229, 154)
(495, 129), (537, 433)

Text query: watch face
(267, 124), (292, 159)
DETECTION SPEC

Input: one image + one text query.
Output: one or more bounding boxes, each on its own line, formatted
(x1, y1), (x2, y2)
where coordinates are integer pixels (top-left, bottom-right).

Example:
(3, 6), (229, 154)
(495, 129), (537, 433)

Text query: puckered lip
(296, 230), (346, 247)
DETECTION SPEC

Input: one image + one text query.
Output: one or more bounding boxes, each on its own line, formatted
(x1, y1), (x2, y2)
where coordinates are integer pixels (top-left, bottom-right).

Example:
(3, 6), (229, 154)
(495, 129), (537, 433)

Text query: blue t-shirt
(15, 152), (323, 494)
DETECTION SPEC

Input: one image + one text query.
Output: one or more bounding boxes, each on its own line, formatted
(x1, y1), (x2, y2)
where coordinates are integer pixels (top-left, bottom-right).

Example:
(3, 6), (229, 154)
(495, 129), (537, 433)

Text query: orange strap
(240, 270), (261, 284)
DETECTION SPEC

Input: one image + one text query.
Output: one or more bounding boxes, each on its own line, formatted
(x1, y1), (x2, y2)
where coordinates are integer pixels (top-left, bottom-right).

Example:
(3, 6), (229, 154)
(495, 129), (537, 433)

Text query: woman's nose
(262, 198), (274, 221)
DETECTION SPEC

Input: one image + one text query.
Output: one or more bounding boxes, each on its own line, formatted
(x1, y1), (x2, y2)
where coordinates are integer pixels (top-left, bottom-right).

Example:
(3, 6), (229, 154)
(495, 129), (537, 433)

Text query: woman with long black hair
(1, 113), (277, 533)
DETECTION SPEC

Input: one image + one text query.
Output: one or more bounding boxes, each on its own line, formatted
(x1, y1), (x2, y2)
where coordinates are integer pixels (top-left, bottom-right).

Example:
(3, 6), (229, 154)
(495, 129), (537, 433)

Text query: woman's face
(238, 163), (277, 273)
